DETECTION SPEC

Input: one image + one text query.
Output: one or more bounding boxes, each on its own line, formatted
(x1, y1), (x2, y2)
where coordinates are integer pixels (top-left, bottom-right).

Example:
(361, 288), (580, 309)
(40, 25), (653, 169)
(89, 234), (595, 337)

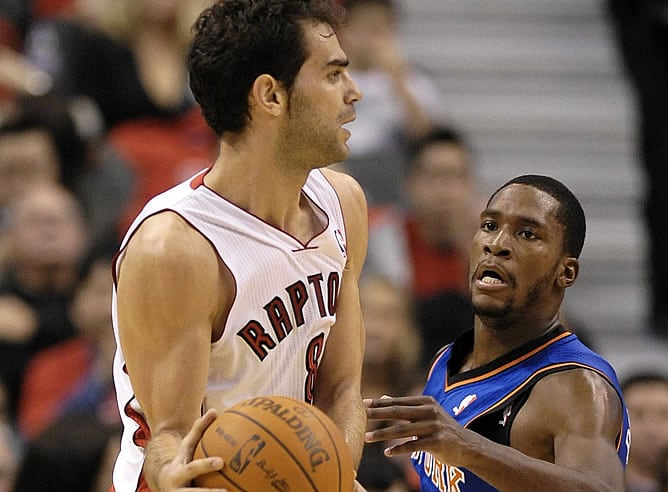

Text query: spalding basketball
(193, 395), (354, 491)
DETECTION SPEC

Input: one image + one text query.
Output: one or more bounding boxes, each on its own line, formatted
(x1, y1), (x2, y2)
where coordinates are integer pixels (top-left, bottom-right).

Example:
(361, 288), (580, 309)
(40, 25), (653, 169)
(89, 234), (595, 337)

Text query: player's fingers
(363, 394), (391, 407)
(366, 403), (436, 423)
(182, 409), (218, 452)
(178, 409), (220, 463)
(366, 395), (432, 408)
(365, 418), (439, 443)
(365, 421), (417, 443)
(382, 435), (424, 457)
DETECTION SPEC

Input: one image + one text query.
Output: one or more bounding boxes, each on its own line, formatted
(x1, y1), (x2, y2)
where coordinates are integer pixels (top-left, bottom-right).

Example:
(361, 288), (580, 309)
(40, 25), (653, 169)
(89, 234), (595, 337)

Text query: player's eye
(328, 70), (342, 81)
(481, 220), (496, 232)
(519, 229), (537, 240)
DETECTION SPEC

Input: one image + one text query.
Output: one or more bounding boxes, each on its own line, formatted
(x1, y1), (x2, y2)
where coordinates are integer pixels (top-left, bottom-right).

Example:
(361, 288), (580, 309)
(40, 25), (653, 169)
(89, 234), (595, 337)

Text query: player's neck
(465, 316), (560, 370)
(205, 146), (323, 241)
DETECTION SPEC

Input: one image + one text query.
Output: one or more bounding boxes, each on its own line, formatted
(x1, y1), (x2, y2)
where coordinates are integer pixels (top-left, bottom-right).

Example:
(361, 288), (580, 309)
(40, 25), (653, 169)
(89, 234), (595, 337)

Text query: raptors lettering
(237, 271), (340, 360)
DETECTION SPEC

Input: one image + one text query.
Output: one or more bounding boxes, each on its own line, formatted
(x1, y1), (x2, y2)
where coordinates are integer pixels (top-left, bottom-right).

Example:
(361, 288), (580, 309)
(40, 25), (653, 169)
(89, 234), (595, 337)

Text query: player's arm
(369, 37), (433, 141)
(313, 169), (368, 469)
(366, 369), (626, 491)
(116, 212), (226, 491)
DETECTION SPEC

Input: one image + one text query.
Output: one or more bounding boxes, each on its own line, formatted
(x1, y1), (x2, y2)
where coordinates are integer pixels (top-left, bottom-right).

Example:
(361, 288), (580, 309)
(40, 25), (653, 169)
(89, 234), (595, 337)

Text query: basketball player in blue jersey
(364, 175), (630, 491)
(110, 1), (368, 491)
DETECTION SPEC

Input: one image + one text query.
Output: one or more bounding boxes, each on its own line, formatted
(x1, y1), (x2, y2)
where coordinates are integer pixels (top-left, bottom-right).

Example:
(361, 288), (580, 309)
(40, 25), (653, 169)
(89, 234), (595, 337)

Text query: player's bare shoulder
(319, 168), (368, 268)
(507, 367), (623, 465)
(122, 211), (217, 274)
(118, 211), (225, 313)
(320, 167), (368, 223)
(117, 211), (227, 338)
(518, 368), (623, 444)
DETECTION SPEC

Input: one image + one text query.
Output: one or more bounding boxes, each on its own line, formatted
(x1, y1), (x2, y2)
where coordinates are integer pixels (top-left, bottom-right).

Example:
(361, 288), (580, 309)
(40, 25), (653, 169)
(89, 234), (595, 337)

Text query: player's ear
(557, 257), (578, 288)
(250, 74), (286, 116)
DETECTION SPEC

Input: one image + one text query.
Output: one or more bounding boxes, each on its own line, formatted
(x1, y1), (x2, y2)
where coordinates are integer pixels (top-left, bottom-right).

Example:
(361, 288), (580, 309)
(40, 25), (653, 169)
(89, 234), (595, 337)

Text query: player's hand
(369, 36), (408, 78)
(152, 409), (227, 491)
(364, 395), (469, 467)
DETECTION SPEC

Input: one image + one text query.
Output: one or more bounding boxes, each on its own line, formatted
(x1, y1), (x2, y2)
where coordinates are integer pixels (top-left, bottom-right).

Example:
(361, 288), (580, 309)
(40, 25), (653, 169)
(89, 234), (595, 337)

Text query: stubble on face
(471, 268), (556, 329)
(278, 89), (348, 171)
(276, 22), (353, 171)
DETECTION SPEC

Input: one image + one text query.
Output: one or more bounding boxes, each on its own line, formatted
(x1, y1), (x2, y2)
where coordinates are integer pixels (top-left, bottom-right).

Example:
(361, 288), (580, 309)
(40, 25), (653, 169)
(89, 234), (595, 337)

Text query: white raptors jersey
(111, 168), (348, 490)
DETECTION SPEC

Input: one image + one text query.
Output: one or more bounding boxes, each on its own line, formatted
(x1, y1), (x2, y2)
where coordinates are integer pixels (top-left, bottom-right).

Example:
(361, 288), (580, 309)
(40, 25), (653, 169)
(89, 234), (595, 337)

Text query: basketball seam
(294, 407), (346, 492)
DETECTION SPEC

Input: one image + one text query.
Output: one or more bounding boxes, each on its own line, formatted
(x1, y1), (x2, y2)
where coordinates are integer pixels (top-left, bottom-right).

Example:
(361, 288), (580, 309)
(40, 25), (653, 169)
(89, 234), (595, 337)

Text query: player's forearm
(390, 74), (433, 140)
(316, 388), (366, 469)
(143, 431), (183, 491)
(340, 394), (366, 469)
(459, 431), (623, 492)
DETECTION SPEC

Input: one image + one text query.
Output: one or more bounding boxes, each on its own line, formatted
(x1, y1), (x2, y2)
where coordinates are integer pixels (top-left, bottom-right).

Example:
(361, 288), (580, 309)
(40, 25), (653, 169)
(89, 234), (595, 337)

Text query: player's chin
(471, 290), (504, 309)
(339, 145), (350, 162)
(338, 126), (352, 145)
(331, 140), (350, 162)
(471, 296), (510, 319)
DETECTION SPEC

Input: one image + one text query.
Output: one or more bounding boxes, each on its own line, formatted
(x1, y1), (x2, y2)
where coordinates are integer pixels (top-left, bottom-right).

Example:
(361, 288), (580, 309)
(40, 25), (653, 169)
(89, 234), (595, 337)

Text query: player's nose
(345, 73), (362, 104)
(484, 229), (511, 257)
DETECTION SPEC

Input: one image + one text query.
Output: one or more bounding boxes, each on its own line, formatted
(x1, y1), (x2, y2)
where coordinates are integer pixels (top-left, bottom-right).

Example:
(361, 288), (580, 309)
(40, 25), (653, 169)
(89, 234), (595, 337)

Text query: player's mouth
(341, 110), (356, 126)
(340, 119), (354, 139)
(474, 264), (509, 289)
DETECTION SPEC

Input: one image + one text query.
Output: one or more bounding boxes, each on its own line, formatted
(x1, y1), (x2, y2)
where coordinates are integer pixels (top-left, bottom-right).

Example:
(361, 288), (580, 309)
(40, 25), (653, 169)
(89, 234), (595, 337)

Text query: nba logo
(334, 229), (347, 258)
(230, 435), (266, 474)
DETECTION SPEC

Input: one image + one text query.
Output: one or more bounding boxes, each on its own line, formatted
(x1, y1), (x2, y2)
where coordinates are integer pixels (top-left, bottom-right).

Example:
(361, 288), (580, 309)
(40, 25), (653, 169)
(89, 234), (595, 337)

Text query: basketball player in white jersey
(110, 1), (367, 490)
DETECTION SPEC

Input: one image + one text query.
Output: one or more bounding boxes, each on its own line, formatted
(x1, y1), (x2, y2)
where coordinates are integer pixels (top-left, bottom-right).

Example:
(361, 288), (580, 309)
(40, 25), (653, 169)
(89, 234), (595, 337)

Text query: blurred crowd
(0, 0), (666, 491)
(1, 0), (216, 489)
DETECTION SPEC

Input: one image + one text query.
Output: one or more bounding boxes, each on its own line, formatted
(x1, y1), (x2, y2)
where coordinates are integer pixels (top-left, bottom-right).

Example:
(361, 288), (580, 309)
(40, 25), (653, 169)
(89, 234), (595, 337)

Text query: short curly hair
(188, 0), (345, 136)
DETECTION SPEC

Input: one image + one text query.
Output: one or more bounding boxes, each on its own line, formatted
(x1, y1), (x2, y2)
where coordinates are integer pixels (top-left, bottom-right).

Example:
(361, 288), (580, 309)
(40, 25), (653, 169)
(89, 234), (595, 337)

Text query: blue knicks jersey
(411, 327), (630, 491)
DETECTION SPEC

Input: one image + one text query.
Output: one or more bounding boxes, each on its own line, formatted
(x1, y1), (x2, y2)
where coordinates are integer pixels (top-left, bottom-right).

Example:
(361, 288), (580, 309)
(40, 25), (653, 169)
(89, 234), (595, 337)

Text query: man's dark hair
(188, 0), (345, 136)
(621, 371), (668, 392)
(344, 0), (397, 15)
(406, 125), (472, 175)
(488, 175), (587, 258)
(0, 94), (98, 188)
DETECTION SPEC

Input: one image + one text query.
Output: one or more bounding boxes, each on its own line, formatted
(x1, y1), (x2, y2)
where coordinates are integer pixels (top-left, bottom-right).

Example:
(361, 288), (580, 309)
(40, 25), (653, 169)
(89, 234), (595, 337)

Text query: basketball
(193, 395), (355, 491)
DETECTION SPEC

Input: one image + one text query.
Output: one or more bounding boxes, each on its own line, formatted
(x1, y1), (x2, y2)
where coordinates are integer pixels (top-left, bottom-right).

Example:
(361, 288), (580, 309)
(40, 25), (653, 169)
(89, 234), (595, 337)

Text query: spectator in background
(357, 274), (422, 492)
(0, 423), (21, 492)
(0, 103), (60, 270)
(337, 0), (442, 206)
(359, 274), (423, 399)
(0, 1), (27, 50)
(14, 0), (218, 235)
(0, 182), (88, 421)
(0, 380), (9, 426)
(108, 103), (217, 235)
(17, 243), (119, 440)
(365, 126), (484, 367)
(21, 0), (203, 129)
(0, 94), (134, 249)
(622, 372), (668, 492)
(606, 0), (668, 337)
(661, 447), (668, 492)
(98, 0), (218, 232)
(13, 412), (120, 492)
